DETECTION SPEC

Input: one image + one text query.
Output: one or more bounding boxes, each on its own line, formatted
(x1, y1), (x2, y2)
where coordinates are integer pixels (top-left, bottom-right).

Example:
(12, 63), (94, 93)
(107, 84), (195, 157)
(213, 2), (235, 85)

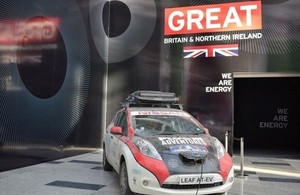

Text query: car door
(109, 110), (128, 170)
(105, 111), (122, 167)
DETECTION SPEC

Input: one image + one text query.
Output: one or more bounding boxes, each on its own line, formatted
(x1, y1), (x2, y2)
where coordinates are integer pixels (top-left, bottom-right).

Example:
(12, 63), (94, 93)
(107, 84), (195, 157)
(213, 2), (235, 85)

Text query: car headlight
(133, 137), (162, 160)
(213, 137), (225, 159)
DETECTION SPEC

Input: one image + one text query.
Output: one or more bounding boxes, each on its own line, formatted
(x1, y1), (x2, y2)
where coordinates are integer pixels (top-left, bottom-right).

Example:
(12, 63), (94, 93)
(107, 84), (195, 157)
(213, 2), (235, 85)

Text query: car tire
(103, 147), (113, 171)
(120, 161), (134, 195)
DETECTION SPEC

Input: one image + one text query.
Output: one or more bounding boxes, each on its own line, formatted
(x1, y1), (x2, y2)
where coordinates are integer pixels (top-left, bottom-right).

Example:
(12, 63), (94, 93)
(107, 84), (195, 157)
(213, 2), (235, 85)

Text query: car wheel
(103, 147), (113, 171)
(120, 161), (134, 195)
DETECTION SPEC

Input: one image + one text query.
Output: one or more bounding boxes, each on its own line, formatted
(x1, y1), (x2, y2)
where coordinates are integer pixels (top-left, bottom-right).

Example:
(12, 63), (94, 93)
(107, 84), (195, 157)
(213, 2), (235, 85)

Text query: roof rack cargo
(121, 91), (183, 110)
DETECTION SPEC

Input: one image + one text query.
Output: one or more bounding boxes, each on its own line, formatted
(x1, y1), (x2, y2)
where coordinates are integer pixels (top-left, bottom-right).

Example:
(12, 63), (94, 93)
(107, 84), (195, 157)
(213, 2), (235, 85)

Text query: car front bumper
(126, 155), (234, 195)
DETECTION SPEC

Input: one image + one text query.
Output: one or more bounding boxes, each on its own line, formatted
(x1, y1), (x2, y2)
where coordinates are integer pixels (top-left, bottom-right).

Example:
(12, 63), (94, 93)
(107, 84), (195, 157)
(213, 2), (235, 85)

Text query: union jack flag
(183, 44), (239, 58)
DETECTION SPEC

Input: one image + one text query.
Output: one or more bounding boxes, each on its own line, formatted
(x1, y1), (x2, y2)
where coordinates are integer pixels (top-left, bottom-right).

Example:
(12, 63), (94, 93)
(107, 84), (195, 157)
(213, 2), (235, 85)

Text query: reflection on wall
(15, 16), (66, 99)
(0, 0), (104, 171)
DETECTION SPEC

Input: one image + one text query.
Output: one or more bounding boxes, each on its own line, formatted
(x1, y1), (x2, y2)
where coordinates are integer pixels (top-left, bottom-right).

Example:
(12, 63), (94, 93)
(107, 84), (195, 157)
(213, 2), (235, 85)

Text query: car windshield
(131, 113), (205, 136)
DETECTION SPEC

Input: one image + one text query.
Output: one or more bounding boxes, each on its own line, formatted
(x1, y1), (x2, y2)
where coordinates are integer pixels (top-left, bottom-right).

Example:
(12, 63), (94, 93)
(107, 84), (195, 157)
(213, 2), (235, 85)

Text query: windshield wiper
(156, 132), (174, 135)
(190, 131), (205, 135)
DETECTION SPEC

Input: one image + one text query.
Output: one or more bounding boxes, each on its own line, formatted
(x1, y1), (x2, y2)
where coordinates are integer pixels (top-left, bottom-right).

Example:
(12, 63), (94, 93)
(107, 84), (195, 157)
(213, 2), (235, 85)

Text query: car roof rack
(121, 91), (183, 110)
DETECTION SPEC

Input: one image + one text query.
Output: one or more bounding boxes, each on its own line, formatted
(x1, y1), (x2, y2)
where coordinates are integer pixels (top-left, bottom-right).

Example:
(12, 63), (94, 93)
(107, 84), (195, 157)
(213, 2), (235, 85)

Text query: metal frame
(121, 91), (183, 110)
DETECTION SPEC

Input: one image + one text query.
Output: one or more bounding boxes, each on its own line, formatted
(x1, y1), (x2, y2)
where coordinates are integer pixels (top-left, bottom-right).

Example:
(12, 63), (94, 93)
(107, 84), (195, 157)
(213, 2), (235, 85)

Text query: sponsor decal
(132, 169), (142, 175)
(158, 137), (206, 146)
(164, 1), (262, 35)
(183, 44), (238, 58)
(170, 144), (208, 154)
(168, 159), (179, 168)
(131, 111), (189, 116)
(133, 176), (137, 185)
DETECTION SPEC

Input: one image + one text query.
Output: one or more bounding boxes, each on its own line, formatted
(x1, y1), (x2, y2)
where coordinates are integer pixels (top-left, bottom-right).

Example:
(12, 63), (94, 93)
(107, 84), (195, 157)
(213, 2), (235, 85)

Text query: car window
(113, 111), (123, 126)
(132, 114), (205, 136)
(115, 111), (128, 135)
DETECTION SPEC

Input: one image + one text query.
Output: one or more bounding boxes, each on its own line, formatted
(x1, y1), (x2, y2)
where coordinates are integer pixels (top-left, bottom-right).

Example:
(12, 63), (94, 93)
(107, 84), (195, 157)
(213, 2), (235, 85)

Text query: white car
(103, 91), (234, 195)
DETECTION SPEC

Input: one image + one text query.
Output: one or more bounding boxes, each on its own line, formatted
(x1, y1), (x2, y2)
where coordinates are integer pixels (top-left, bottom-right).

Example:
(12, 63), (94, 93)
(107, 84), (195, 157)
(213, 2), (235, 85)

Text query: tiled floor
(0, 150), (299, 195)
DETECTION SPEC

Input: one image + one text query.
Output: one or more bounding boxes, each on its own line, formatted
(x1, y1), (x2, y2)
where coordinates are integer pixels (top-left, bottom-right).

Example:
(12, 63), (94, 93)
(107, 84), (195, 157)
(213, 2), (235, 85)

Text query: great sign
(164, 1), (262, 35)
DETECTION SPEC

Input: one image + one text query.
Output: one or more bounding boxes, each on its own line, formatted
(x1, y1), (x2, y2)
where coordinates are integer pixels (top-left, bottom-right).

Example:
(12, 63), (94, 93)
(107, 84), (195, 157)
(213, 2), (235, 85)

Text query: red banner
(165, 1), (262, 35)
(0, 17), (60, 45)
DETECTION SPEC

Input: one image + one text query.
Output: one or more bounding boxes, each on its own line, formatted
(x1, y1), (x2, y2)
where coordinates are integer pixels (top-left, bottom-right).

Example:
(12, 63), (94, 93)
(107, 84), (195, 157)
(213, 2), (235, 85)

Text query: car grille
(161, 182), (223, 189)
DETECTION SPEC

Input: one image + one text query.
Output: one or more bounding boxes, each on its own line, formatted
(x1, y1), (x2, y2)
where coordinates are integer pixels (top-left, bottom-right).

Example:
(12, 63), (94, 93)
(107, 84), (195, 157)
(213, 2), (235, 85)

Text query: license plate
(179, 176), (214, 185)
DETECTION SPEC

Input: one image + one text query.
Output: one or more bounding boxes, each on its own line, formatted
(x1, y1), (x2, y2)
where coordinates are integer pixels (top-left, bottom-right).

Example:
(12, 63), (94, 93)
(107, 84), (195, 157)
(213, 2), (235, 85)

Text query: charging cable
(195, 159), (205, 195)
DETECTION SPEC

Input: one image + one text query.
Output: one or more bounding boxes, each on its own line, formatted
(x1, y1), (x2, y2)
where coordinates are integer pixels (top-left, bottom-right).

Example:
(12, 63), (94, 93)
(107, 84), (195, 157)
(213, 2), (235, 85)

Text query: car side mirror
(204, 127), (209, 134)
(110, 126), (122, 134)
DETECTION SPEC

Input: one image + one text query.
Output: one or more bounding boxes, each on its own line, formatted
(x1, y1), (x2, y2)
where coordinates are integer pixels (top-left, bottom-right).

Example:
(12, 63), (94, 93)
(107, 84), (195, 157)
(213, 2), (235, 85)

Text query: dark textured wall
(0, 0), (105, 171)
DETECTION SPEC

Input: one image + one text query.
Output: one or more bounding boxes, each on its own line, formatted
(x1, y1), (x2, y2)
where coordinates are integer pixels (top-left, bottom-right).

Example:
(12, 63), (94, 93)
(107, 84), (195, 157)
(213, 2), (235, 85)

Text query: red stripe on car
(219, 153), (233, 181)
(123, 137), (170, 185)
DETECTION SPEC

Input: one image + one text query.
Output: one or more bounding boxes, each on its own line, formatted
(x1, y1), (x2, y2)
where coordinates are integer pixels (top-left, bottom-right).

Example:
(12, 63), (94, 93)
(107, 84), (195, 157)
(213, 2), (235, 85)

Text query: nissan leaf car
(103, 91), (234, 195)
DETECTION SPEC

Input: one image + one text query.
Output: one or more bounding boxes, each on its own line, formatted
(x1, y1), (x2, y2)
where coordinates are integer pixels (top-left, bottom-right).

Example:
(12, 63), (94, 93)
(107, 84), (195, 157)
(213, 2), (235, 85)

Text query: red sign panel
(0, 17), (60, 45)
(165, 1), (262, 35)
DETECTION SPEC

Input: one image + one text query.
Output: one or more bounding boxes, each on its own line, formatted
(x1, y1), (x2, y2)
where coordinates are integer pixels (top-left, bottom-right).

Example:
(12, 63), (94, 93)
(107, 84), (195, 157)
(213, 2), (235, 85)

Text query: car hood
(138, 134), (221, 174)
